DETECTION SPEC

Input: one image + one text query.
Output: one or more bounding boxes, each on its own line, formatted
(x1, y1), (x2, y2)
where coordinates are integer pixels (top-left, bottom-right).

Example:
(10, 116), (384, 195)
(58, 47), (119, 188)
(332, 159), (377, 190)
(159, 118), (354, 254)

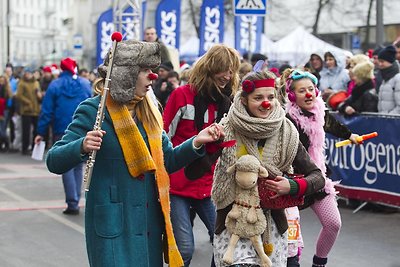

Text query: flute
(83, 32), (122, 191)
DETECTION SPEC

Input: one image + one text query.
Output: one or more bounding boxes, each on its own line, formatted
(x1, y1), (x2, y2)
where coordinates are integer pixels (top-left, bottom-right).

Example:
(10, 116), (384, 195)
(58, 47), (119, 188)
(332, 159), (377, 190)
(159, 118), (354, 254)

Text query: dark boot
(312, 255), (327, 267)
(0, 136), (9, 152)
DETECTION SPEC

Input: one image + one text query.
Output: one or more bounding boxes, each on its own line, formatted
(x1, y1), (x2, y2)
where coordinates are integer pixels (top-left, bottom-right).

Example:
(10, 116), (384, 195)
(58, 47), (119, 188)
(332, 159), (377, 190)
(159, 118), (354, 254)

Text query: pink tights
(310, 194), (342, 258)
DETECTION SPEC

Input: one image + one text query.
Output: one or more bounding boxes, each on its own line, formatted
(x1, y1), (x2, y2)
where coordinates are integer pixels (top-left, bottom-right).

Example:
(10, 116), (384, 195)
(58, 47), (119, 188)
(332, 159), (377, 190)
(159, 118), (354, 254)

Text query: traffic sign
(234, 0), (267, 16)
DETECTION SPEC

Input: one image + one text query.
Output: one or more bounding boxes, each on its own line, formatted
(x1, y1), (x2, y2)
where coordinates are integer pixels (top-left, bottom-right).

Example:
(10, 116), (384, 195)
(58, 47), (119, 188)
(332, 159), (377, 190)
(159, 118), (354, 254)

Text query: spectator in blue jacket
(35, 57), (92, 215)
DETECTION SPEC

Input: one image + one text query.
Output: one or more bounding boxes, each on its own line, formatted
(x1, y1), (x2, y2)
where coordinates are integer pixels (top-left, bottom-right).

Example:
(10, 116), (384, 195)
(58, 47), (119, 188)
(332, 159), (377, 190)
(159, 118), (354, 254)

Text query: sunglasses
(289, 70), (318, 85)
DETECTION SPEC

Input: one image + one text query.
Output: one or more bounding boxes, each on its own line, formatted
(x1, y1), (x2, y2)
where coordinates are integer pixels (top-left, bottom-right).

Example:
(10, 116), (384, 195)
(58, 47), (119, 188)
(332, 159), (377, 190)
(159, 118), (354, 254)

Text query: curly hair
(188, 44), (240, 98)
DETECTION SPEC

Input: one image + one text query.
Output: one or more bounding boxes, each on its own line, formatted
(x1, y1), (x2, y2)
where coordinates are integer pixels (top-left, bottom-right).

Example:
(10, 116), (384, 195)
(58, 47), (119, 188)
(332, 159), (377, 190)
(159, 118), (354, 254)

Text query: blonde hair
(239, 62), (253, 80)
(135, 94), (163, 131)
(189, 44), (240, 98)
(352, 61), (374, 84)
(0, 75), (12, 99)
(348, 54), (370, 68)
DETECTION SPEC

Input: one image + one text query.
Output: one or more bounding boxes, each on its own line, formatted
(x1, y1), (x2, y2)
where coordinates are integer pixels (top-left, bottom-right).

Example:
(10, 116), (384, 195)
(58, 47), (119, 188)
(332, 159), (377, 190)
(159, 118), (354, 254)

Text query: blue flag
(155, 0), (181, 49)
(234, 15), (263, 55)
(198, 0), (224, 56)
(96, 8), (114, 66)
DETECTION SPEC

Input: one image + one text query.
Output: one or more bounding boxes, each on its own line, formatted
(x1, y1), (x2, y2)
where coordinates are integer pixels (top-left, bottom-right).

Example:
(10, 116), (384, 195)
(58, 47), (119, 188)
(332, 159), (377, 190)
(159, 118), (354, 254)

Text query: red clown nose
(148, 73), (158, 80)
(305, 92), (313, 98)
(261, 101), (271, 109)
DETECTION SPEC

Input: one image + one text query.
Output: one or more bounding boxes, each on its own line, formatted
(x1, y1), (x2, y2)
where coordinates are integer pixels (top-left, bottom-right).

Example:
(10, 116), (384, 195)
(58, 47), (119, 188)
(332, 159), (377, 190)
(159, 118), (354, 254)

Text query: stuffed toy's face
(235, 171), (258, 190)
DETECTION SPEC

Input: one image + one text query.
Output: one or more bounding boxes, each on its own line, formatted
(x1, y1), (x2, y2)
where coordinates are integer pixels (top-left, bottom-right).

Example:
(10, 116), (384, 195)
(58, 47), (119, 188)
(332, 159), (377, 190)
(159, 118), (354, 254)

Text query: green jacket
(46, 96), (204, 267)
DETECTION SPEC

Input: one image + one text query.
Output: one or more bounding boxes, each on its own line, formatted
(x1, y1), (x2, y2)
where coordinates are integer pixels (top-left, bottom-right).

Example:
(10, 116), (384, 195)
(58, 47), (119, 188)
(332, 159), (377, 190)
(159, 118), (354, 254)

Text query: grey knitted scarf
(212, 92), (299, 210)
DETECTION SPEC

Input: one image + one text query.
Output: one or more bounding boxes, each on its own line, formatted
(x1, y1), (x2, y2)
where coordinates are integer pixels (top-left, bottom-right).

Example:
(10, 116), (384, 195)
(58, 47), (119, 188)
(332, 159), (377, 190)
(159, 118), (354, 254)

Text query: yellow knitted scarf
(106, 95), (184, 267)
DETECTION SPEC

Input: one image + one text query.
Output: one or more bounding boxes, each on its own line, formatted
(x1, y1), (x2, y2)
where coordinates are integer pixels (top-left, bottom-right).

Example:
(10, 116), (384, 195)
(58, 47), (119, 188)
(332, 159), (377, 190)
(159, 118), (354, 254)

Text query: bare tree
(184, 0), (234, 39)
(312, 0), (330, 35)
(187, 0), (200, 37)
(363, 0), (374, 50)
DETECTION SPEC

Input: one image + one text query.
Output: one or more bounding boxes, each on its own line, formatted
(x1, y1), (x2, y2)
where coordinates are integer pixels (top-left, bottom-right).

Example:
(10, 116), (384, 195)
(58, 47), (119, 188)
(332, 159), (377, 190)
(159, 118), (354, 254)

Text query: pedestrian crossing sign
(234, 0), (267, 16)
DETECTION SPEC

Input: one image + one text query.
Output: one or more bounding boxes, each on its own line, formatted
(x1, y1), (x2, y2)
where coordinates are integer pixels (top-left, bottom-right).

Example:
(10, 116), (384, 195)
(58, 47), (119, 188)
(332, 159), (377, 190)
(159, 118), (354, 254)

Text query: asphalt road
(0, 151), (399, 267)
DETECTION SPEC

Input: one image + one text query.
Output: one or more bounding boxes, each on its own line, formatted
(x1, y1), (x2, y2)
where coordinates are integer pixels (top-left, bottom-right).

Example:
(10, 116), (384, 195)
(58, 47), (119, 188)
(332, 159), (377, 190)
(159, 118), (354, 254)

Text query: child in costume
(282, 69), (360, 267)
(212, 70), (325, 267)
(46, 40), (224, 267)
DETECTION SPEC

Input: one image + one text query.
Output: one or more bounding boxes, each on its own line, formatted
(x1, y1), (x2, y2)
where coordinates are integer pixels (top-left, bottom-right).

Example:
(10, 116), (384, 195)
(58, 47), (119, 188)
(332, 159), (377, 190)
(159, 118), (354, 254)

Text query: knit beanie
(378, 45), (396, 63)
(352, 61), (374, 82)
(159, 61), (174, 71)
(372, 46), (383, 56)
(98, 40), (161, 104)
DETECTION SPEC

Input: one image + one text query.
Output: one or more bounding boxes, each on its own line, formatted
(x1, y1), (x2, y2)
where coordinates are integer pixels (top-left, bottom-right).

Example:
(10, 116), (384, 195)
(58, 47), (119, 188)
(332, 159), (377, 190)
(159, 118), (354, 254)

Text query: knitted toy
(223, 155), (272, 267)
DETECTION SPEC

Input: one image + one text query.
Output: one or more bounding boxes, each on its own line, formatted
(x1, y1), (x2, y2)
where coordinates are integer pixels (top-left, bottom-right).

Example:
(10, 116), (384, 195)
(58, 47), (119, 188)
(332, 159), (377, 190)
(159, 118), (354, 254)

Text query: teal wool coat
(46, 96), (205, 267)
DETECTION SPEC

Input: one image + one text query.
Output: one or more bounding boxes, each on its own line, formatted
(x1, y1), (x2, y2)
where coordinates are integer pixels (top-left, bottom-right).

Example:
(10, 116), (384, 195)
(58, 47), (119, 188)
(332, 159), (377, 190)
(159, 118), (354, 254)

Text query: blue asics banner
(234, 15), (263, 55)
(155, 0), (181, 49)
(325, 112), (400, 207)
(96, 8), (114, 66)
(198, 0), (224, 56)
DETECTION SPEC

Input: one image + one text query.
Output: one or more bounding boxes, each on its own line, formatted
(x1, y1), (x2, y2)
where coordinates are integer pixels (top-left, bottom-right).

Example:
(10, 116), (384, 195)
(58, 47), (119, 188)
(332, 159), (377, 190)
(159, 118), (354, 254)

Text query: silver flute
(83, 32), (122, 191)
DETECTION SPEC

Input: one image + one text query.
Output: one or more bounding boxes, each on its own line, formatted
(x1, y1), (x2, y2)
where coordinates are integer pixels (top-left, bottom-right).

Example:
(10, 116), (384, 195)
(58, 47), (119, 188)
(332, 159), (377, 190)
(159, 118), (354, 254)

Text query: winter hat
(180, 61), (190, 72)
(98, 40), (161, 104)
(372, 46), (383, 56)
(349, 54), (369, 68)
(23, 67), (33, 73)
(159, 61), (173, 71)
(352, 61), (374, 82)
(378, 45), (397, 63)
(42, 66), (52, 73)
(60, 58), (77, 75)
(51, 64), (60, 75)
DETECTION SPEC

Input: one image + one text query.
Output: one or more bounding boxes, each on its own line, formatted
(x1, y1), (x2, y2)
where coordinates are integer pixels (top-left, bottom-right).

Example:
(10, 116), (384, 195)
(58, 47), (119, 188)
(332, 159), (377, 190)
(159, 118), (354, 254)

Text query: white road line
(0, 186), (85, 234)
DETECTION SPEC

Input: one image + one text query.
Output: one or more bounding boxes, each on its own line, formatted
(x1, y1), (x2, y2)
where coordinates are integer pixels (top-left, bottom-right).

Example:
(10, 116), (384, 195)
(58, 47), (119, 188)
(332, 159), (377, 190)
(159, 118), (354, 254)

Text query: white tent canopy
(179, 33), (275, 59)
(268, 26), (348, 67)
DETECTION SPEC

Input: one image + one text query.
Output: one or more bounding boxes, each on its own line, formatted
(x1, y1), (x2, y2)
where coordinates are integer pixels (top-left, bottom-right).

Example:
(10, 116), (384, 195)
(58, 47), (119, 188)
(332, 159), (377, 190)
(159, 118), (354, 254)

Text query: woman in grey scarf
(212, 71), (325, 267)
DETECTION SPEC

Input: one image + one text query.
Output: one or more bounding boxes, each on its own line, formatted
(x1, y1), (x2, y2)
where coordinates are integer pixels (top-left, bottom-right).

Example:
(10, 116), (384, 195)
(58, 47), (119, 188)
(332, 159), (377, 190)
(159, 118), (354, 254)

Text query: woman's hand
(349, 133), (361, 144)
(345, 106), (356, 115)
(193, 123), (225, 148)
(262, 176), (291, 198)
(81, 130), (106, 154)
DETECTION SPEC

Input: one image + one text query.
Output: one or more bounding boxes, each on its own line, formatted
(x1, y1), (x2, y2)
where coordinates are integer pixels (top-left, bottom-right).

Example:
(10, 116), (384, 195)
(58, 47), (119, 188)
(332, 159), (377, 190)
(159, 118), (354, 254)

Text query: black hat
(378, 45), (397, 63)
(372, 45), (384, 56)
(159, 61), (173, 71)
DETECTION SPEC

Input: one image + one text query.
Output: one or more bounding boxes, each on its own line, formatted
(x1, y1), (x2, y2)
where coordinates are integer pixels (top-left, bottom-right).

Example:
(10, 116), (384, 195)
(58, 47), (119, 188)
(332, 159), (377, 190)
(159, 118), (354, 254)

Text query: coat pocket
(94, 203), (124, 238)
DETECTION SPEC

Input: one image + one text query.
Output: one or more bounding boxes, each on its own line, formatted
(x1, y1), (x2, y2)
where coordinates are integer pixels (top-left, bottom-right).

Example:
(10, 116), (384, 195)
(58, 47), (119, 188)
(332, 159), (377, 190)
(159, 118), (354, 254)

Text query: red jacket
(163, 84), (217, 199)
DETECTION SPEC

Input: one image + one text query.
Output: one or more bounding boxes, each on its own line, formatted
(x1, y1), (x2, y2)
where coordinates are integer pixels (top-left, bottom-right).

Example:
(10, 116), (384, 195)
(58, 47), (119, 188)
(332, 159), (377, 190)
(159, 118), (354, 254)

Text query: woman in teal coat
(46, 40), (223, 267)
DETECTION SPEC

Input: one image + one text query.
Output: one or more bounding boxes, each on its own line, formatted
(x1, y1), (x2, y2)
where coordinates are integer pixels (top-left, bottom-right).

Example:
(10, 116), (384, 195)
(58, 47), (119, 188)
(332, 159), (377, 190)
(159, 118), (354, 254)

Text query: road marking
(0, 186), (85, 234)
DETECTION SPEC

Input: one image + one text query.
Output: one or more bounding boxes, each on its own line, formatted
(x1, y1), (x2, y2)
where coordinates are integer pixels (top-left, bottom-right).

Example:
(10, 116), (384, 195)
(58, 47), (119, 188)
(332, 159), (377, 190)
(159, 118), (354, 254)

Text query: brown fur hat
(98, 40), (161, 104)
(352, 61), (374, 82)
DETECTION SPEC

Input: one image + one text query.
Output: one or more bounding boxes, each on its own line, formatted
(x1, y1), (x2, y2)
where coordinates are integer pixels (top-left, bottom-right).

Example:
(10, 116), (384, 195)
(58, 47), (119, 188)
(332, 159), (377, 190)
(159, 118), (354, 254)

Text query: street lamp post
(6, 0), (10, 64)
(376, 0), (384, 46)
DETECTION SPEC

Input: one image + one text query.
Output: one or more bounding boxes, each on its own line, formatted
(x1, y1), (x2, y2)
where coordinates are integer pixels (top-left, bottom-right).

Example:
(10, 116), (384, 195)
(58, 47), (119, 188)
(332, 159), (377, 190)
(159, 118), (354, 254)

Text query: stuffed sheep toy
(223, 154), (272, 267)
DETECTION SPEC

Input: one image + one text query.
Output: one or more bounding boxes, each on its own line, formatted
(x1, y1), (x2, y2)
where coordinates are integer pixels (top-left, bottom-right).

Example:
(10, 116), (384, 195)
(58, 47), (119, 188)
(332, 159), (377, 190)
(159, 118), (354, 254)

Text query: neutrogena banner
(326, 112), (400, 207)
